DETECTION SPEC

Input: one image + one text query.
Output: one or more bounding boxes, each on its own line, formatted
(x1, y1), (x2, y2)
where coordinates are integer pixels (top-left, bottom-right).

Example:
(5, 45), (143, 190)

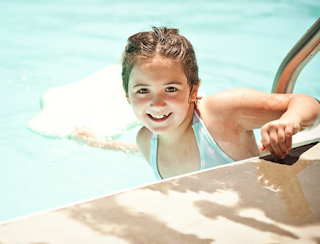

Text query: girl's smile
(127, 58), (198, 135)
(148, 112), (172, 121)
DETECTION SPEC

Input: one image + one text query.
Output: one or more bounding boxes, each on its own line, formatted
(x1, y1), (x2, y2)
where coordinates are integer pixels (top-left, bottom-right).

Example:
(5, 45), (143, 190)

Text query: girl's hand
(71, 125), (96, 140)
(258, 120), (299, 159)
(71, 125), (139, 154)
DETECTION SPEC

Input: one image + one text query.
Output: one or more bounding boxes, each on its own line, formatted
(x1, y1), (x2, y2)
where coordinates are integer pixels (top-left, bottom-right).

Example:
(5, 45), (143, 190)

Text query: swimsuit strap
(150, 110), (234, 180)
(193, 109), (200, 124)
(192, 110), (234, 170)
(150, 134), (162, 180)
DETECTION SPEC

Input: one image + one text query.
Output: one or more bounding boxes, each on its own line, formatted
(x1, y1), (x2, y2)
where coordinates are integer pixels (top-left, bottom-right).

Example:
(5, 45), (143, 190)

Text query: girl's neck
(157, 103), (195, 145)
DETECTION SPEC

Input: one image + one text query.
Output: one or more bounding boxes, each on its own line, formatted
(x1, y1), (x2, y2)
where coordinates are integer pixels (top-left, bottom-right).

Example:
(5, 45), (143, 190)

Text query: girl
(72, 27), (320, 180)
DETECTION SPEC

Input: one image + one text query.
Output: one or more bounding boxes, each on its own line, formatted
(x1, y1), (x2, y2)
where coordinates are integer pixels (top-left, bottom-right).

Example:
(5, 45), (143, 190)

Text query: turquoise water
(1, 0), (319, 222)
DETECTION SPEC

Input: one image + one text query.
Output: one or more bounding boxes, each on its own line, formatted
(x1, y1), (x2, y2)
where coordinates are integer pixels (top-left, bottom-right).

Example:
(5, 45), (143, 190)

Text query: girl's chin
(148, 127), (172, 135)
(146, 123), (175, 135)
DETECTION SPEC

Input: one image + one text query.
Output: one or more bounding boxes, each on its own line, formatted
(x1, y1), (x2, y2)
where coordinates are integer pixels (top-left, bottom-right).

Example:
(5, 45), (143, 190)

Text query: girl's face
(127, 58), (198, 135)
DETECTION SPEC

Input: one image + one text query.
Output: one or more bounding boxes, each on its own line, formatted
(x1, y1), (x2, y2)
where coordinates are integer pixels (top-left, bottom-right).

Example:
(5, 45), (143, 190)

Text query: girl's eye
(166, 87), (177, 92)
(138, 88), (149, 93)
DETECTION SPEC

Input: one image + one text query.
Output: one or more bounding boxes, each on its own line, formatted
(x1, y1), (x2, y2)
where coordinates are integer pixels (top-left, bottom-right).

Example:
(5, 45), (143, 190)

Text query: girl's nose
(150, 94), (166, 108)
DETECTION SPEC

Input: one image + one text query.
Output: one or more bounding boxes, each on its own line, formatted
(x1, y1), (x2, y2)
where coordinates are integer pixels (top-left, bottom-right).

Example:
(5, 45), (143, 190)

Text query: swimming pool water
(1, 0), (319, 222)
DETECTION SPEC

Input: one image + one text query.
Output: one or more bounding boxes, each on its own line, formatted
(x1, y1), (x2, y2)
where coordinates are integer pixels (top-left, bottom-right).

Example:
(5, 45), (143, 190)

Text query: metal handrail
(272, 18), (320, 94)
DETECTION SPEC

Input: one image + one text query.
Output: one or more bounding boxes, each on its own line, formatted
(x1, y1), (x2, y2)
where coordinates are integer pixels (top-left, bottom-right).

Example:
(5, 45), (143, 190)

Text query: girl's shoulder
(198, 89), (237, 115)
(203, 88), (246, 102)
(200, 88), (266, 113)
(136, 126), (153, 165)
(198, 88), (256, 124)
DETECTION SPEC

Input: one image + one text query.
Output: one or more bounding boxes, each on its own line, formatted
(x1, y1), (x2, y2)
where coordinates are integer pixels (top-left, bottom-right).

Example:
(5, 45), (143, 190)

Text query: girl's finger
(261, 123), (279, 155)
(269, 129), (284, 159)
(277, 126), (288, 157)
(71, 126), (79, 134)
(285, 124), (293, 150)
(258, 141), (266, 151)
(260, 125), (271, 151)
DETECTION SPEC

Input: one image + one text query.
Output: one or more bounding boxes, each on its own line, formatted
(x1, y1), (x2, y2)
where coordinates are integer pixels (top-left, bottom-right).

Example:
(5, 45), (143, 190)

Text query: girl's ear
(126, 94), (132, 105)
(123, 85), (132, 105)
(191, 80), (201, 101)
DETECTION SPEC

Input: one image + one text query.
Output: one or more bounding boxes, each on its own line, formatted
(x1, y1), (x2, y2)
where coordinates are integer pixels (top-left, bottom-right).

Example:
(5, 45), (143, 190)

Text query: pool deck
(0, 142), (320, 244)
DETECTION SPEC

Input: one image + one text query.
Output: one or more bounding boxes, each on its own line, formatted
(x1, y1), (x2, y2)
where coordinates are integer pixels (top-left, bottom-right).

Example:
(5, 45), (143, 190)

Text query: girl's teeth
(151, 113), (170, 119)
(153, 115), (164, 119)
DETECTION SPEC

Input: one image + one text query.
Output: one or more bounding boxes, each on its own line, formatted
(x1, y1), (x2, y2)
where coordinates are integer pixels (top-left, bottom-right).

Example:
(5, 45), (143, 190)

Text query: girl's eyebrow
(165, 81), (183, 85)
(133, 83), (149, 88)
(133, 81), (183, 88)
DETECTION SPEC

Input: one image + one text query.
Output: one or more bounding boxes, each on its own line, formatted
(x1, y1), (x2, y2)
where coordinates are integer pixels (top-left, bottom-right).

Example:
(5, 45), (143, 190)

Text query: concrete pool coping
(0, 142), (319, 243)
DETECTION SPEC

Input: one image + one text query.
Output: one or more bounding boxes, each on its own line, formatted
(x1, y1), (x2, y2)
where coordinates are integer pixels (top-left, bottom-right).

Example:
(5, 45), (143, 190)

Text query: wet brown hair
(121, 27), (199, 94)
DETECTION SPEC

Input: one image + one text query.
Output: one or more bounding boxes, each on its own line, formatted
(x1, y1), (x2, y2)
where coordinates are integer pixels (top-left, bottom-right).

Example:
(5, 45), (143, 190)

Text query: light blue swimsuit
(150, 110), (234, 180)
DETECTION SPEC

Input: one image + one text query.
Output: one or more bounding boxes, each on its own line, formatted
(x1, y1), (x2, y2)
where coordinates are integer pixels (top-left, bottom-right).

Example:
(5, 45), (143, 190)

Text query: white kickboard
(28, 65), (139, 139)
(292, 123), (320, 148)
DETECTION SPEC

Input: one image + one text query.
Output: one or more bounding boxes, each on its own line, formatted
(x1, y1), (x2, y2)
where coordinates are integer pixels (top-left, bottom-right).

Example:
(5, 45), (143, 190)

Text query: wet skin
(127, 58), (202, 178)
(126, 58), (320, 178)
(126, 58), (196, 136)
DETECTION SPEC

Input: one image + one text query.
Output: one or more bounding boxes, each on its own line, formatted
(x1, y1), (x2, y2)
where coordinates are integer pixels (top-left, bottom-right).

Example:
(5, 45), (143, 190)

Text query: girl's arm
(207, 89), (320, 159)
(258, 94), (319, 158)
(71, 125), (139, 154)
